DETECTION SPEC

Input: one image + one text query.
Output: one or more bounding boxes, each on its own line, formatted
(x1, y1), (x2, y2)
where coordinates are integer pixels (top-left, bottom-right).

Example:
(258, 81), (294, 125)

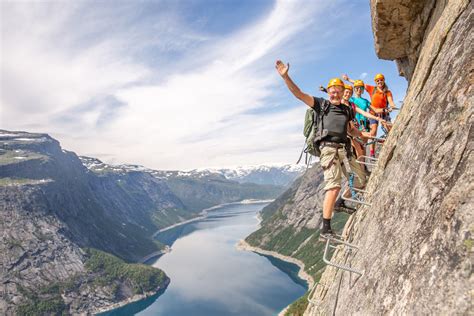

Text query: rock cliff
(305, 0), (472, 314)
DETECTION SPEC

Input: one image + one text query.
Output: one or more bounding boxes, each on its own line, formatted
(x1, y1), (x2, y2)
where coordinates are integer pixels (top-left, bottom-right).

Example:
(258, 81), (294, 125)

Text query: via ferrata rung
(322, 236), (363, 276)
(307, 281), (328, 306)
(358, 155), (378, 167)
(342, 187), (371, 207)
(342, 171), (371, 207)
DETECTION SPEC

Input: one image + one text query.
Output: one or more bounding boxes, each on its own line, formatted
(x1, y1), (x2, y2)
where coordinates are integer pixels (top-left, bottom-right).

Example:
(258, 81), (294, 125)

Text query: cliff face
(0, 132), (178, 262)
(305, 0), (472, 314)
(0, 132), (174, 314)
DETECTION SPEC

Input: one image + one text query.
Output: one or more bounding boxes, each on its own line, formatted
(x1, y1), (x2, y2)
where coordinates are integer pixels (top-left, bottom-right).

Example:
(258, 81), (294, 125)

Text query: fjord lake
(103, 202), (307, 316)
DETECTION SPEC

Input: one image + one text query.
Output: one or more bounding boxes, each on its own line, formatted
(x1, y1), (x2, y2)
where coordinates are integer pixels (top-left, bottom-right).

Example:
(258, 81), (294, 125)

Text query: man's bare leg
(323, 187), (340, 219)
(321, 187), (341, 236)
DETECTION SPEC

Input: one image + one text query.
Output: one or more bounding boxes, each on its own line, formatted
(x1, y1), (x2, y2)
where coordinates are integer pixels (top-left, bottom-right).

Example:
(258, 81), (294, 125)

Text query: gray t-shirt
(313, 97), (354, 143)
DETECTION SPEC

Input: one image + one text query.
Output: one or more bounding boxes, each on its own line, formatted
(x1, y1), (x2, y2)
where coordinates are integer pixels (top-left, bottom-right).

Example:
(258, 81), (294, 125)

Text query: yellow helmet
(354, 80), (365, 87)
(374, 73), (385, 81)
(327, 78), (344, 89)
(344, 84), (353, 91)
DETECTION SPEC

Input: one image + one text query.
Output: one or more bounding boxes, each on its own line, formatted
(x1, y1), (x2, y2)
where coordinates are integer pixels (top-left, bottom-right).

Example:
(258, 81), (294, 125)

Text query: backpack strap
(296, 141), (307, 164)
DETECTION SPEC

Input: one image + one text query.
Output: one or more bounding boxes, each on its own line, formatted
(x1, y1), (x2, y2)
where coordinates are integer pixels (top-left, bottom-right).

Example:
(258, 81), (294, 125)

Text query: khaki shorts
(319, 145), (367, 191)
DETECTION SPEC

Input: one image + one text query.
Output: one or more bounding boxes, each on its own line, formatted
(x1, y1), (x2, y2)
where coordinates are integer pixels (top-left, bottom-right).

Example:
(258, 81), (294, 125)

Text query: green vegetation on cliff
(245, 170), (350, 316)
(85, 248), (168, 294)
(16, 283), (69, 316)
(16, 249), (169, 315)
(251, 214), (349, 316)
(247, 213), (349, 281)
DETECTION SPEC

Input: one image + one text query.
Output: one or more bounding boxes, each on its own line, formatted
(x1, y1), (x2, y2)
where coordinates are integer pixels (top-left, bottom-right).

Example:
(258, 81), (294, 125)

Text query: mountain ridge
(0, 129), (284, 314)
(79, 155), (306, 187)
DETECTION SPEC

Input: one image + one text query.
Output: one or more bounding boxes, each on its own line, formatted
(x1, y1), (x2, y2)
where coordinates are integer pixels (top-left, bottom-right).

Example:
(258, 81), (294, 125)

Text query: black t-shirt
(313, 97), (354, 143)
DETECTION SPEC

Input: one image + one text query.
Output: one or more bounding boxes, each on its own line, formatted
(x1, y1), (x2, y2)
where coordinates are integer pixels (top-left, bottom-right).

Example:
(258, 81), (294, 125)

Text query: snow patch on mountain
(79, 156), (305, 186)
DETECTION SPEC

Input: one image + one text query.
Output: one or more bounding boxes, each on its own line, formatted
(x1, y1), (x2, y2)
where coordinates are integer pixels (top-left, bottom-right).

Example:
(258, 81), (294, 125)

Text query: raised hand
(342, 74), (349, 81)
(275, 60), (289, 77)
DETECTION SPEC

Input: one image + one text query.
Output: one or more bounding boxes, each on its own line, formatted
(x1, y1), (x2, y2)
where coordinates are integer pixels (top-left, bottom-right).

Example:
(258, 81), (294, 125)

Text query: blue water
(104, 202), (307, 316)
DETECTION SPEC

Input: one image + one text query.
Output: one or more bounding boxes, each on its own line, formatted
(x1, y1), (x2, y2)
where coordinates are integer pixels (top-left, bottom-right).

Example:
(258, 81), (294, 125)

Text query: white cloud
(1, 0), (334, 169)
(360, 72), (368, 79)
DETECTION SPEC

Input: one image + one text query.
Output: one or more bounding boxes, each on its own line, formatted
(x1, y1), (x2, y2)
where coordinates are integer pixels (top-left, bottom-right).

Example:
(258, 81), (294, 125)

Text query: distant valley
(0, 130), (303, 314)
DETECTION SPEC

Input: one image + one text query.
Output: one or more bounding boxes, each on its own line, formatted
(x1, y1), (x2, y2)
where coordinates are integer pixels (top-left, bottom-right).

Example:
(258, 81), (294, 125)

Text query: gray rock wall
(0, 185), (86, 314)
(306, 0), (472, 314)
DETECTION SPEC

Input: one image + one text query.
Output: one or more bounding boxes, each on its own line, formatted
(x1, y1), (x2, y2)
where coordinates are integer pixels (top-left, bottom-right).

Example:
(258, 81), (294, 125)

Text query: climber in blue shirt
(349, 80), (373, 132)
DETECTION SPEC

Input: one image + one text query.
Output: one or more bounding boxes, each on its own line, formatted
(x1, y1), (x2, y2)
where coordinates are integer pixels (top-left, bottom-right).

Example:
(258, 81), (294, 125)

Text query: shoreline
(236, 239), (313, 316)
(236, 240), (314, 290)
(139, 246), (172, 264)
(92, 278), (170, 315)
(100, 199), (275, 315)
(152, 199), (274, 237)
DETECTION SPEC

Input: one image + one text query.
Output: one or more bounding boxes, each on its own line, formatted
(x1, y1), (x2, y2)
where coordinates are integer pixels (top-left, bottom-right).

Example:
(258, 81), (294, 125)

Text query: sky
(1, 0), (407, 170)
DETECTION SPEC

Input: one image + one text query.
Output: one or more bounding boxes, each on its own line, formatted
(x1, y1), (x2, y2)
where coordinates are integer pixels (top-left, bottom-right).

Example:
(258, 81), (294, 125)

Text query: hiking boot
(334, 197), (357, 215)
(319, 226), (335, 240)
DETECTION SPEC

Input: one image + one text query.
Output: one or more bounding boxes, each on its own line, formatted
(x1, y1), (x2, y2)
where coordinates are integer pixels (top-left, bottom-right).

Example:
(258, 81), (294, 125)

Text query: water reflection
(105, 202), (307, 316)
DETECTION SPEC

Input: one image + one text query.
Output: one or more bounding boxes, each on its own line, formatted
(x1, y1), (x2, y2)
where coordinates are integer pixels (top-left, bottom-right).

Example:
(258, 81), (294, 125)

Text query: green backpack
(297, 101), (330, 164)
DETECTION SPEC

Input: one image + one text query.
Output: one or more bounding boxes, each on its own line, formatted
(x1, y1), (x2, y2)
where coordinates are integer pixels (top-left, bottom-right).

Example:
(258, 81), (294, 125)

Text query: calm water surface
(104, 202), (307, 316)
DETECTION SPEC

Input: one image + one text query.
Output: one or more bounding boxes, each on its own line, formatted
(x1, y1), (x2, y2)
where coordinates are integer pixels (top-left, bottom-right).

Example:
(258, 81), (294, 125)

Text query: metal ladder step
(322, 236), (363, 276)
(342, 186), (371, 207)
(357, 155), (378, 167)
(307, 281), (327, 305)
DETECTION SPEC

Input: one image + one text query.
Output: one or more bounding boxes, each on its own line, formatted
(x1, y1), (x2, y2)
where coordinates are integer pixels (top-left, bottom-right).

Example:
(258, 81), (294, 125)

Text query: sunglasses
(375, 79), (385, 83)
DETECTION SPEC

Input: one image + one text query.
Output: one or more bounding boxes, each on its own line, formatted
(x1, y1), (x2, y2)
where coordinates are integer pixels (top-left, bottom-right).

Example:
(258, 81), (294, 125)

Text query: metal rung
(351, 187), (368, 194)
(342, 184), (371, 206)
(323, 237), (363, 275)
(307, 282), (327, 305)
(359, 156), (378, 166)
(357, 156), (379, 163)
(342, 195), (372, 207)
(358, 161), (377, 167)
(359, 155), (378, 162)
(322, 234), (359, 249)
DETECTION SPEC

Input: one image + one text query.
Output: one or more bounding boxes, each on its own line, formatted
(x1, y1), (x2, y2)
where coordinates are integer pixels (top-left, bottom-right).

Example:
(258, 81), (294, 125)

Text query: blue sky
(1, 0), (407, 170)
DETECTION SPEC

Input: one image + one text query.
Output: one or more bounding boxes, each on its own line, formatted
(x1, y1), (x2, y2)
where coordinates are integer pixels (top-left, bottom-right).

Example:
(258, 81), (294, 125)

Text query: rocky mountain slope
(79, 156), (284, 213)
(0, 130), (283, 314)
(246, 0), (472, 315)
